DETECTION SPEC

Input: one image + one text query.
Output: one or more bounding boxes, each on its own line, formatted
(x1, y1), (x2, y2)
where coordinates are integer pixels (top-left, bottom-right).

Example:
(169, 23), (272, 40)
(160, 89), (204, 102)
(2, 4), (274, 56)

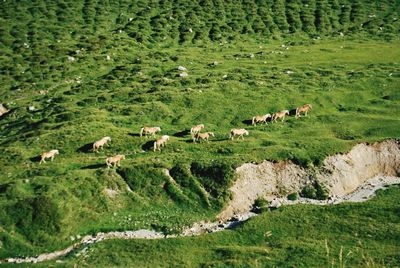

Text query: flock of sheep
(38, 104), (312, 168)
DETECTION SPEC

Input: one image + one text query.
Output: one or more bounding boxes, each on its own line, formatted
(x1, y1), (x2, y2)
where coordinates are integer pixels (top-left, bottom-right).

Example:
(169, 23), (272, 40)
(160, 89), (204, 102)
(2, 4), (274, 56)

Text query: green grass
(0, 0), (400, 263)
(21, 185), (398, 267)
(1, 37), (400, 260)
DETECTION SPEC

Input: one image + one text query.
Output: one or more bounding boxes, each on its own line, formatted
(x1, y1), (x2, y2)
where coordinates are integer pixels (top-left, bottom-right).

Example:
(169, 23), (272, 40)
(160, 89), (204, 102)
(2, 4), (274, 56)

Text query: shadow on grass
(128, 132), (141, 137)
(289, 108), (297, 116)
(29, 155), (42, 163)
(242, 119), (253, 125)
(173, 129), (190, 137)
(141, 140), (155, 151)
(185, 138), (196, 143)
(77, 143), (93, 153)
(80, 163), (106, 169)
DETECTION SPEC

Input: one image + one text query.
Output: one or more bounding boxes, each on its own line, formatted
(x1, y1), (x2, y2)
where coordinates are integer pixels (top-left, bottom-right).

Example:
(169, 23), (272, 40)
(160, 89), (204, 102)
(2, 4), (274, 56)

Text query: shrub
(287, 192), (299, 201)
(300, 184), (317, 199)
(253, 198), (270, 213)
(254, 198), (269, 208)
(314, 180), (329, 200)
(300, 180), (329, 200)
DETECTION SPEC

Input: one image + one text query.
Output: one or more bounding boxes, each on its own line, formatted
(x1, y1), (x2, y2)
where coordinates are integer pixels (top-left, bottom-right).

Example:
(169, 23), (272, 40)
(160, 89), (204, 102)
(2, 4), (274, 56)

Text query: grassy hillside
(27, 185), (399, 267)
(0, 0), (399, 263)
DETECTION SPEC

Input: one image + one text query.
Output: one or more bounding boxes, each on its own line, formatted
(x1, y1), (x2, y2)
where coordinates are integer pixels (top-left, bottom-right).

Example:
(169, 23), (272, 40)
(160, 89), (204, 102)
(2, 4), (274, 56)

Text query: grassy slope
(0, 37), (399, 261)
(25, 185), (399, 267)
(0, 0), (399, 262)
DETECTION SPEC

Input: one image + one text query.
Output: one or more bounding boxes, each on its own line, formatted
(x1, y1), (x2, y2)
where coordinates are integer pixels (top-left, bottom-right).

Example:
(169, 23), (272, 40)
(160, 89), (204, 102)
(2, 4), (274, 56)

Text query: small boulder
(177, 66), (187, 71)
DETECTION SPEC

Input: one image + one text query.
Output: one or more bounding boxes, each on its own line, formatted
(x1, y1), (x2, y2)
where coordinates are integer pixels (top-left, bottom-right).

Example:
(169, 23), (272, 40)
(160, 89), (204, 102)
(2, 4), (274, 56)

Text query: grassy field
(0, 37), (399, 261)
(11, 185), (398, 267)
(0, 0), (400, 265)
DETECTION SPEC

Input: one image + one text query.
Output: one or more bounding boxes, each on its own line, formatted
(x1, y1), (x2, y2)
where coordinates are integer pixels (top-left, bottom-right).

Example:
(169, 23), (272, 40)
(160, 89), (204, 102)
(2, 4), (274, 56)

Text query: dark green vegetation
(0, 0), (400, 264)
(37, 186), (400, 267)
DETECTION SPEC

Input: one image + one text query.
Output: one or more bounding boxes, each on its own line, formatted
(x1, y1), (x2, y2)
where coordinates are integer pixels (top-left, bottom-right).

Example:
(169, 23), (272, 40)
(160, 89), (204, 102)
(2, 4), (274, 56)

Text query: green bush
(300, 180), (329, 200)
(287, 192), (299, 201)
(300, 184), (317, 199)
(254, 198), (269, 208)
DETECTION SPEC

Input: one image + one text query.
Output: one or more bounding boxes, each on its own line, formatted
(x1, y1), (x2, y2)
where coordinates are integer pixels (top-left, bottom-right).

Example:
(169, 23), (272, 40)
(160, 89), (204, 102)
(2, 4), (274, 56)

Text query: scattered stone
(285, 70), (294, 74)
(269, 199), (281, 209)
(249, 53), (255, 58)
(106, 55), (111, 61)
(67, 56), (75, 62)
(212, 61), (218, 66)
(177, 66), (187, 71)
(28, 105), (36, 111)
(104, 188), (119, 198)
(222, 74), (228, 79)
(179, 72), (188, 77)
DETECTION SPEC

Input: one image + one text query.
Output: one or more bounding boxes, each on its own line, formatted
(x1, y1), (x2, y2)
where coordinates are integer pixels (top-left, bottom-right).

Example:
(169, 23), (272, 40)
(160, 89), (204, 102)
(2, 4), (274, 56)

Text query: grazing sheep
(272, 110), (289, 122)
(229, 129), (249, 140)
(194, 132), (215, 143)
(154, 135), (170, 152)
(295, 104), (312, 118)
(252, 114), (272, 126)
(190, 124), (205, 136)
(39, 149), (59, 164)
(106, 154), (125, 168)
(140, 127), (161, 137)
(93, 137), (111, 152)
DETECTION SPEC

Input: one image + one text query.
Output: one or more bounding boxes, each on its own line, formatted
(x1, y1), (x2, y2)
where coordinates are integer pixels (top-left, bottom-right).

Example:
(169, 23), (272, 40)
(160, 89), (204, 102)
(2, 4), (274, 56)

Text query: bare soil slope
(218, 140), (400, 220)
